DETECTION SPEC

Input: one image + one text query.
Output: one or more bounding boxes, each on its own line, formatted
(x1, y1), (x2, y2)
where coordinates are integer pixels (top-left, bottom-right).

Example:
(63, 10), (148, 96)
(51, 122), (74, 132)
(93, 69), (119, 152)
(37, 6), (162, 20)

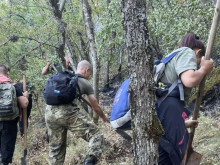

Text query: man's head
(0, 64), (9, 77)
(76, 60), (92, 79)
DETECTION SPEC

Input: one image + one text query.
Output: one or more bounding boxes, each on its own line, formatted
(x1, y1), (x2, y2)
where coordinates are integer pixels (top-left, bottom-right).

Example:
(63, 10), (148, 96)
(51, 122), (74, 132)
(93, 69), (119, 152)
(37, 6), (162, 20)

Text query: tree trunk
(121, 0), (163, 165)
(59, 0), (67, 13)
(104, 60), (109, 87)
(117, 48), (123, 81)
(48, 0), (67, 69)
(77, 31), (90, 62)
(82, 0), (100, 123)
(65, 37), (78, 71)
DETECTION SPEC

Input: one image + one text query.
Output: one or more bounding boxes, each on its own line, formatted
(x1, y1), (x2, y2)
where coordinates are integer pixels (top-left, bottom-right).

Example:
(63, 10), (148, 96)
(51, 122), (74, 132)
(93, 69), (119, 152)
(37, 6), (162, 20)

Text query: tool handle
(188, 0), (220, 149)
(23, 75), (27, 150)
(81, 96), (92, 108)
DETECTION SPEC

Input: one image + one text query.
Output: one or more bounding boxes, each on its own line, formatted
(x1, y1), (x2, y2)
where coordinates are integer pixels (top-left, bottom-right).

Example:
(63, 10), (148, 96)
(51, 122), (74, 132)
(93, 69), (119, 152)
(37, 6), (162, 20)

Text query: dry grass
(193, 112), (220, 165)
(11, 98), (220, 165)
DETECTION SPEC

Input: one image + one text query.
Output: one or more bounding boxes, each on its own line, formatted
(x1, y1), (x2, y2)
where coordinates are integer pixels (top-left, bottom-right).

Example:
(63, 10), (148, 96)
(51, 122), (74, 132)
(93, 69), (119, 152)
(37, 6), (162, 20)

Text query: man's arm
(87, 94), (109, 123)
(41, 62), (51, 75)
(17, 91), (29, 109)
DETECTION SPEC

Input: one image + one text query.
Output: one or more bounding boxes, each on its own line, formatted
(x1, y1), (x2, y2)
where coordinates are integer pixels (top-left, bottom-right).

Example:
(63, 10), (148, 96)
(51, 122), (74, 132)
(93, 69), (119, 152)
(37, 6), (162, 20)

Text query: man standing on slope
(45, 60), (109, 165)
(0, 64), (29, 165)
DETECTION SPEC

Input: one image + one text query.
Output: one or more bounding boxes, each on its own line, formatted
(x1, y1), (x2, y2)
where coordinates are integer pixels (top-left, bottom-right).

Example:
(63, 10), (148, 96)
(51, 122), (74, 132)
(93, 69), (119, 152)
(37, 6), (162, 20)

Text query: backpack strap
(157, 79), (184, 107)
(161, 51), (180, 64)
(156, 49), (185, 107)
(73, 74), (93, 107)
(73, 74), (84, 100)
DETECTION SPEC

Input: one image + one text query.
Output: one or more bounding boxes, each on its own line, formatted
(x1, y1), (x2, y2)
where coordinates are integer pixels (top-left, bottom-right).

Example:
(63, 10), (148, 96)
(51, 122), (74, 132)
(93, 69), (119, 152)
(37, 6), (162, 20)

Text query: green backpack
(0, 83), (19, 121)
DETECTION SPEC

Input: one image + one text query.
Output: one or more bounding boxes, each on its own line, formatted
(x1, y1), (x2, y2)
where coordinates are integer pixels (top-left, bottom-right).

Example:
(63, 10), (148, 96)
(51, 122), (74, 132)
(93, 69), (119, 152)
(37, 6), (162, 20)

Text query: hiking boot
(84, 155), (97, 165)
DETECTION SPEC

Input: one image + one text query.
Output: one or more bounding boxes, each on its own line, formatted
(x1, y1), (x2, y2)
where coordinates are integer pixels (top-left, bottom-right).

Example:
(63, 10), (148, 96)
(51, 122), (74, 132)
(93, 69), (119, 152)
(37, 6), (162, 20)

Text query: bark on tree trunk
(82, 0), (100, 123)
(65, 37), (78, 71)
(121, 0), (164, 165)
(48, 0), (67, 69)
(104, 60), (109, 87)
(77, 31), (90, 62)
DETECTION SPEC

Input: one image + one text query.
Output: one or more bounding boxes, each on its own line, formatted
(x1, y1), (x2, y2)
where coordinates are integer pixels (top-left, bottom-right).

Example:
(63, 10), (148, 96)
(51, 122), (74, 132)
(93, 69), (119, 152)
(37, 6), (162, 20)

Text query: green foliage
(146, 0), (216, 56)
(0, 0), (59, 91)
(95, 0), (124, 63)
(189, 66), (220, 103)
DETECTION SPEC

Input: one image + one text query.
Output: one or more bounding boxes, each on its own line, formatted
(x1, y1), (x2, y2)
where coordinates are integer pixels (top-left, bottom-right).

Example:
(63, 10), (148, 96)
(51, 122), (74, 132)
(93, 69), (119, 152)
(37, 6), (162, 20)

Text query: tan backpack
(0, 83), (19, 121)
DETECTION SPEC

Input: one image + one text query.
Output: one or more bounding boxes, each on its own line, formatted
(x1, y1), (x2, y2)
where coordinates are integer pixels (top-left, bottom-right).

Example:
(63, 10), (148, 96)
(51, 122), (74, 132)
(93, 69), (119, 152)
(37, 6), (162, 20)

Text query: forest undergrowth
(11, 83), (220, 165)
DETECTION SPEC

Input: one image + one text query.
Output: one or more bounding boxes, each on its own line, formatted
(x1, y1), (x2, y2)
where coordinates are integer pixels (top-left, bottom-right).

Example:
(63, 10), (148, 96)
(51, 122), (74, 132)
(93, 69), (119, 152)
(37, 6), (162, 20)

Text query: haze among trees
(0, 0), (220, 164)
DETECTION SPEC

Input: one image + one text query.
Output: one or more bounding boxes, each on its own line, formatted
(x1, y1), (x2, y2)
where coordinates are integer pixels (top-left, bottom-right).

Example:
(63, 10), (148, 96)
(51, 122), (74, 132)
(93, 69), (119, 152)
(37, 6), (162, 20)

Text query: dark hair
(178, 33), (206, 57)
(0, 64), (9, 75)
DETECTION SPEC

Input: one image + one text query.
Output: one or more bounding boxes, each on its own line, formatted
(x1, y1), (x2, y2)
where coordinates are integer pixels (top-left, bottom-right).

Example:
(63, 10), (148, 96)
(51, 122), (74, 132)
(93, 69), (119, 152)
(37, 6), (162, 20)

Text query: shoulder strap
(161, 47), (187, 64)
(157, 79), (184, 107)
(73, 74), (86, 100)
(156, 48), (185, 106)
(161, 50), (180, 64)
(75, 73), (85, 79)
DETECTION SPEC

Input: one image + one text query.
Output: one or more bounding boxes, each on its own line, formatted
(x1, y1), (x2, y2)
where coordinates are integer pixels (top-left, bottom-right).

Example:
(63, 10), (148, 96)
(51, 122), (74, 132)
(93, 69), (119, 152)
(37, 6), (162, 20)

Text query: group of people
(0, 32), (214, 165)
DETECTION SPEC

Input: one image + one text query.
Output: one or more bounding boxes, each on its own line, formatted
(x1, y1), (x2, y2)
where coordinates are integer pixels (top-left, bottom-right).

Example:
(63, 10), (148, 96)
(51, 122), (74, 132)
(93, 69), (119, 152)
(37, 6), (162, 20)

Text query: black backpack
(43, 71), (83, 105)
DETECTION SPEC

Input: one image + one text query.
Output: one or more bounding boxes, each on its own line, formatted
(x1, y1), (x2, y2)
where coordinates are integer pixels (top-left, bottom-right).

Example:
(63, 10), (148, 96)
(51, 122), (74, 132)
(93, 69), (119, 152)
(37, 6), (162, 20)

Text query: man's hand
(23, 91), (29, 98)
(102, 115), (110, 123)
(46, 61), (51, 66)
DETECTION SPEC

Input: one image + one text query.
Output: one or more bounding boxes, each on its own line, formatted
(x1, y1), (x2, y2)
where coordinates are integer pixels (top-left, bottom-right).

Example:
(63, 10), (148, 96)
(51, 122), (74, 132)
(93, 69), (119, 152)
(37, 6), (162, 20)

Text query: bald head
(76, 60), (92, 79)
(77, 60), (91, 70)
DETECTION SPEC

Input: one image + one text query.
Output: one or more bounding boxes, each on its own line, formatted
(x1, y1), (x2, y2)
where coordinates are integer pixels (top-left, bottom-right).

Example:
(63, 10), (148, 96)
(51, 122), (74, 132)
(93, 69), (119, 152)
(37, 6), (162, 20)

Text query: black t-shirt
(14, 83), (23, 97)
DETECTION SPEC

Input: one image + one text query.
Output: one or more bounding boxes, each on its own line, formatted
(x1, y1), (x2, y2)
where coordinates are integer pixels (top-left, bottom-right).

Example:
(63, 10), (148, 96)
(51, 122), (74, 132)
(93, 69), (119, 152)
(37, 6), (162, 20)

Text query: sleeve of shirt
(78, 78), (94, 95)
(14, 84), (23, 97)
(83, 81), (94, 95)
(174, 48), (197, 77)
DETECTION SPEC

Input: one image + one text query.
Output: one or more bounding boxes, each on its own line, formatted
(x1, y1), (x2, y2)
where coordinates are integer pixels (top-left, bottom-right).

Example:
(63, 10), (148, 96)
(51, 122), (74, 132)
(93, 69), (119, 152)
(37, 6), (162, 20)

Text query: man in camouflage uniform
(45, 60), (109, 165)
(42, 55), (71, 143)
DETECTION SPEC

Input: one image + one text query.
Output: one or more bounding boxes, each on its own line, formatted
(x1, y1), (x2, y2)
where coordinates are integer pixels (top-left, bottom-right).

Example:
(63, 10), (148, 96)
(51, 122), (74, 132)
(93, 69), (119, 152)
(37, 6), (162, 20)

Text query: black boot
(84, 155), (97, 165)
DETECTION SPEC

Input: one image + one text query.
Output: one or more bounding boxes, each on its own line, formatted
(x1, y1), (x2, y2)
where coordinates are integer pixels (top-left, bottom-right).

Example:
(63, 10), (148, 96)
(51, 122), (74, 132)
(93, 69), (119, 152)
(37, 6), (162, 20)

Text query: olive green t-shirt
(160, 47), (197, 102)
(77, 77), (94, 96)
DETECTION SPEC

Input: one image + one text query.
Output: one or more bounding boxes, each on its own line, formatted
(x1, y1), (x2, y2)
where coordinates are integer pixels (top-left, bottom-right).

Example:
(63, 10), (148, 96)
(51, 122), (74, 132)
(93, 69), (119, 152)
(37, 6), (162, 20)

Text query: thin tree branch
(18, 36), (57, 48)
(0, 39), (10, 47)
(12, 44), (42, 67)
(11, 35), (56, 67)
(0, 35), (57, 49)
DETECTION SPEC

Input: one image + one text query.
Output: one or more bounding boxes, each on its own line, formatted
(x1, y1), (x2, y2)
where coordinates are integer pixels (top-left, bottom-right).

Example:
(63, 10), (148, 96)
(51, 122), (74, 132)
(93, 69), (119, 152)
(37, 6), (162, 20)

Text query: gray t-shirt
(160, 47), (197, 102)
(71, 77), (94, 108)
(78, 77), (94, 96)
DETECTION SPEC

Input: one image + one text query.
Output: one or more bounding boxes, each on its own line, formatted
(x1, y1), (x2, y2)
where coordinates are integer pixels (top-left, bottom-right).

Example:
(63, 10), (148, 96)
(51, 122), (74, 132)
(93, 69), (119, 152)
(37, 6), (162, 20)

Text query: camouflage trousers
(45, 104), (103, 165)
